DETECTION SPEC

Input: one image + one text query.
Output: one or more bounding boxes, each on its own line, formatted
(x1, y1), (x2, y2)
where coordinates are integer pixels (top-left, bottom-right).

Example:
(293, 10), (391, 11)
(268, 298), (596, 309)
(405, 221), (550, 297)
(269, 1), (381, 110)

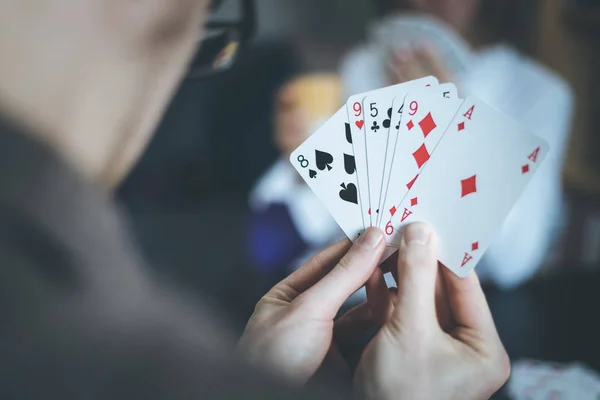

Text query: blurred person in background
(342, 0), (574, 289)
(0, 0), (510, 398)
(246, 74), (343, 282)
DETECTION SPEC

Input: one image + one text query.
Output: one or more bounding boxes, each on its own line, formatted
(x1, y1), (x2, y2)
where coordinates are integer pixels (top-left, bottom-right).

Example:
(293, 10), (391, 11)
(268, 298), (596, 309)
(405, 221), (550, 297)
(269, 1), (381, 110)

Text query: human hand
(355, 223), (510, 400)
(239, 228), (386, 384)
(388, 43), (452, 84)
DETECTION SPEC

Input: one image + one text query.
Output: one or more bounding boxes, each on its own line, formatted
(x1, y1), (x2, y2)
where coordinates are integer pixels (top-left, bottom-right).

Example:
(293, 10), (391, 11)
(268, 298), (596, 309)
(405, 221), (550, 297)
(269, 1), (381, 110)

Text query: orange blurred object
(282, 74), (342, 131)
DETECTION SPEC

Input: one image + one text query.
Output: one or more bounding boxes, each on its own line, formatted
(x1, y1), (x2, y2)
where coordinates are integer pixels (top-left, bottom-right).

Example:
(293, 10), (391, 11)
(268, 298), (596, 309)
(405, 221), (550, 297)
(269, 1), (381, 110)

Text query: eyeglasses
(187, 0), (256, 80)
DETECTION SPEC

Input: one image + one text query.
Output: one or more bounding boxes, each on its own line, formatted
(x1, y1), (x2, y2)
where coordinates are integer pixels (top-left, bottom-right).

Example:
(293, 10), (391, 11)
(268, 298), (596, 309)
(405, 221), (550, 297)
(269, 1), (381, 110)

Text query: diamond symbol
(406, 120), (415, 130)
(458, 122), (465, 131)
(522, 164), (530, 174)
(389, 206), (397, 217)
(406, 174), (418, 190)
(410, 197), (418, 207)
(418, 112), (437, 138)
(460, 175), (477, 198)
(471, 242), (479, 251)
(412, 144), (431, 169)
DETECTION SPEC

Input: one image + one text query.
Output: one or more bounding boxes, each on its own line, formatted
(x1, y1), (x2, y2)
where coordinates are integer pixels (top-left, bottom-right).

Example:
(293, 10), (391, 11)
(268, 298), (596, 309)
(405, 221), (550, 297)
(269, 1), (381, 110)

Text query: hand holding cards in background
(388, 43), (452, 85)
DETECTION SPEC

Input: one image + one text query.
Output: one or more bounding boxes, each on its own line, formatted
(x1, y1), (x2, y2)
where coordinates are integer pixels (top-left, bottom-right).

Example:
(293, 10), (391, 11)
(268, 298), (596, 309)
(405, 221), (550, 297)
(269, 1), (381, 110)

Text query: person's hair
(374, 0), (541, 55)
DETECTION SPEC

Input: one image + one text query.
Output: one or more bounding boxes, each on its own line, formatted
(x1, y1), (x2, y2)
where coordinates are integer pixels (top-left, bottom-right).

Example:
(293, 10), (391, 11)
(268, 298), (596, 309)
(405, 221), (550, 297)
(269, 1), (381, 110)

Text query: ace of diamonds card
(388, 96), (549, 277)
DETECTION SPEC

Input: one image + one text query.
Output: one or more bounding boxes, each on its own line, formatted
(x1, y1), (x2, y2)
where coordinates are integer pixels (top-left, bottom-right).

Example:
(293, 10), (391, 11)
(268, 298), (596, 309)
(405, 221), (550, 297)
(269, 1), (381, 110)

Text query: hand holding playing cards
(388, 44), (452, 84)
(239, 228), (386, 384)
(355, 223), (510, 400)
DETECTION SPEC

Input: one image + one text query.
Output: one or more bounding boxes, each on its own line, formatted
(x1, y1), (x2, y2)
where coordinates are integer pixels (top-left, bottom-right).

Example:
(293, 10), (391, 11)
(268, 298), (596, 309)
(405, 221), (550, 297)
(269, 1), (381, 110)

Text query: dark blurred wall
(118, 1), (377, 206)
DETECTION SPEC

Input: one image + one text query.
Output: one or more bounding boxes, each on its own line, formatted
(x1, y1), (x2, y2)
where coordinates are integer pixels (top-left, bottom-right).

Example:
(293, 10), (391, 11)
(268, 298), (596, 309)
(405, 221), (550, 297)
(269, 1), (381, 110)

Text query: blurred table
(485, 268), (600, 398)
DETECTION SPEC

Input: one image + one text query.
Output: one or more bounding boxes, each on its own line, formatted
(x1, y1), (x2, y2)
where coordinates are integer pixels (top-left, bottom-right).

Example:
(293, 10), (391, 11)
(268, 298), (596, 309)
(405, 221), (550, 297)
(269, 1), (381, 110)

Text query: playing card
(386, 96), (549, 276)
(290, 108), (363, 241)
(345, 76), (438, 227)
(362, 82), (455, 227)
(378, 84), (461, 232)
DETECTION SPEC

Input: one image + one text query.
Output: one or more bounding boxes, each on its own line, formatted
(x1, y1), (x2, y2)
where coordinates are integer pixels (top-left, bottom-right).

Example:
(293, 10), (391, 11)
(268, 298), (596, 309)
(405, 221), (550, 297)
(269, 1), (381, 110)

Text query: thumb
(392, 222), (439, 331)
(298, 228), (386, 319)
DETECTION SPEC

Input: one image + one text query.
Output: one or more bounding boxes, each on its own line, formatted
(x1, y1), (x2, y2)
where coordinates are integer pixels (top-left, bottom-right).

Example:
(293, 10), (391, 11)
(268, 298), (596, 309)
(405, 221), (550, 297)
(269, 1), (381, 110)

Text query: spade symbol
(309, 169), (317, 179)
(339, 183), (358, 204)
(344, 154), (356, 175)
(383, 108), (392, 129)
(345, 123), (353, 144)
(315, 150), (333, 171)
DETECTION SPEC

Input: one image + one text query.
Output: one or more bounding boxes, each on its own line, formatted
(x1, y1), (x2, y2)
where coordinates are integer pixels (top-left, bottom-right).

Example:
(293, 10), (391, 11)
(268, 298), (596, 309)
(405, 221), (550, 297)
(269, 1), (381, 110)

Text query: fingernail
(359, 227), (384, 248)
(403, 223), (430, 245)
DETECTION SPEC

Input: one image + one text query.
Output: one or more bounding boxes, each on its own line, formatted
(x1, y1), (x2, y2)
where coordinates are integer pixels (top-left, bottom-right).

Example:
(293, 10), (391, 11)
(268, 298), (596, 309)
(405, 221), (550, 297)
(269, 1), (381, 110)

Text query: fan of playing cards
(290, 77), (549, 277)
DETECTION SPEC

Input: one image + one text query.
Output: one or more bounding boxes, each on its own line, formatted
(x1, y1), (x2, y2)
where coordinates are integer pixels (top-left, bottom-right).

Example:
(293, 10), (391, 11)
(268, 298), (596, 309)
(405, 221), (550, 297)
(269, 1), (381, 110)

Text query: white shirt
(340, 43), (574, 289)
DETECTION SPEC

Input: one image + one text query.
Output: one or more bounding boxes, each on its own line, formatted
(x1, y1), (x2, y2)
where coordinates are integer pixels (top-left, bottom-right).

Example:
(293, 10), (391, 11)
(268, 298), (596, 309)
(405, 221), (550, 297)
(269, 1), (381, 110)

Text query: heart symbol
(339, 183), (358, 204)
(355, 120), (364, 129)
(309, 169), (317, 179)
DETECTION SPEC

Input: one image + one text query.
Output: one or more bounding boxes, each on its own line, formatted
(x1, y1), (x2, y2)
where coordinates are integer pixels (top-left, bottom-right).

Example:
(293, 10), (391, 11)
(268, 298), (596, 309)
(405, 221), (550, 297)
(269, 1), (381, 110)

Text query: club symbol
(383, 108), (392, 129)
(371, 121), (380, 133)
(395, 120), (400, 130)
(309, 169), (317, 179)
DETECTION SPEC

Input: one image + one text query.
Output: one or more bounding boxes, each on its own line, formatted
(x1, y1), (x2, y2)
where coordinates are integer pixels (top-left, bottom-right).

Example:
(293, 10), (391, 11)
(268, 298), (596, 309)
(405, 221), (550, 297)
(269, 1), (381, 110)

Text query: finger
(400, 51), (427, 81)
(442, 265), (498, 335)
(392, 223), (439, 330)
(298, 228), (386, 319)
(365, 268), (394, 326)
(434, 263), (454, 333)
(414, 43), (451, 83)
(266, 238), (352, 301)
(388, 62), (406, 85)
(389, 50), (422, 82)
(334, 285), (398, 347)
(334, 301), (373, 347)
(379, 251), (398, 275)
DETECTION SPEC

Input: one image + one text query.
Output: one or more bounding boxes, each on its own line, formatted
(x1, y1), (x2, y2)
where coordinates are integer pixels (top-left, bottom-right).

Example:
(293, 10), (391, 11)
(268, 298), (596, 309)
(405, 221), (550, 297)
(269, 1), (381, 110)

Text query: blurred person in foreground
(0, 0), (509, 398)
(342, 0), (574, 289)
(246, 74), (343, 282)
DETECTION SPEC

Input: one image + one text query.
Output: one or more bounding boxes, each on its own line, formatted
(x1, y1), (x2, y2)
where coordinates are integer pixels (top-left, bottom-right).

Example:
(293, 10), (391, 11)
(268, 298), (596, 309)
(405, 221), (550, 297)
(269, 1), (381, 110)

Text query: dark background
(115, 0), (600, 371)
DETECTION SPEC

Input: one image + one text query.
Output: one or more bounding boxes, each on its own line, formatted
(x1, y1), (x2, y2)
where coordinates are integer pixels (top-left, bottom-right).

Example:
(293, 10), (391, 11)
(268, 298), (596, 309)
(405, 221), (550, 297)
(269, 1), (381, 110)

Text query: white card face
(379, 84), (461, 233)
(290, 107), (363, 241)
(345, 76), (438, 227)
(387, 96), (550, 277)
